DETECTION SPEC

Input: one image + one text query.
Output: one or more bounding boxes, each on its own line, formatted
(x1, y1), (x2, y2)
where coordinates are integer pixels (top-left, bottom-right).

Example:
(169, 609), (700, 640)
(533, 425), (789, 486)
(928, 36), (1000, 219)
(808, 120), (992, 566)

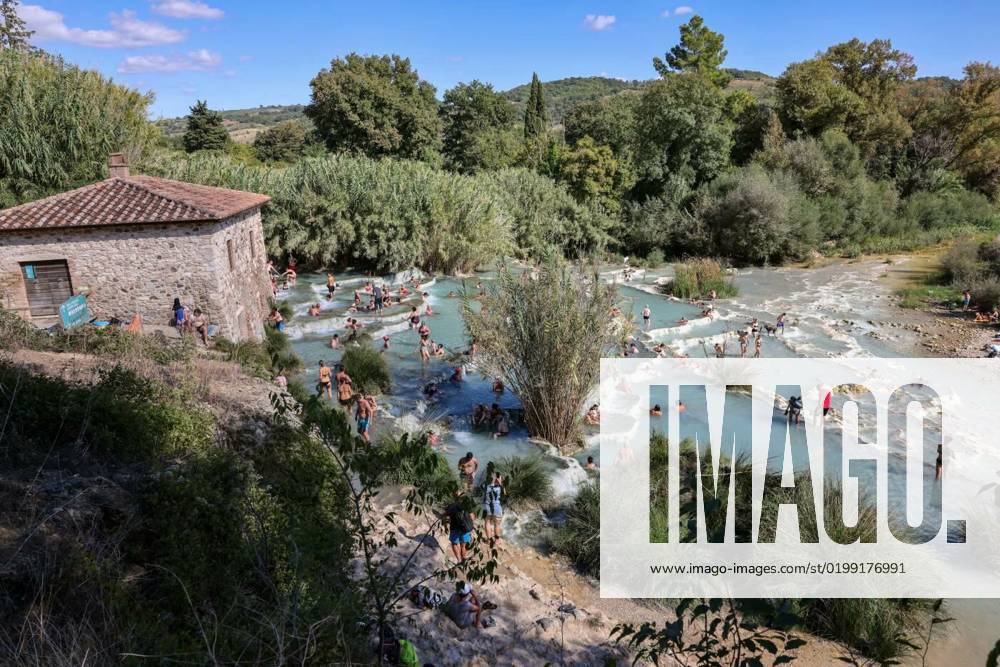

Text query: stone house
(0, 154), (272, 341)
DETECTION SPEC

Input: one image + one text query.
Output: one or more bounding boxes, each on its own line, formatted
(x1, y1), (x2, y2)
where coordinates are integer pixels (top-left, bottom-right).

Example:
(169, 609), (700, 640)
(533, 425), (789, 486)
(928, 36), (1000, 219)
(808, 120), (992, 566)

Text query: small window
(227, 238), (236, 271)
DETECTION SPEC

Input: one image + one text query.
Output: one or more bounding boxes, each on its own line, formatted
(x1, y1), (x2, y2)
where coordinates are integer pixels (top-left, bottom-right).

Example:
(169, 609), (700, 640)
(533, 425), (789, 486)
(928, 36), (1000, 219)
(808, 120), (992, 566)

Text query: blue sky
(20, 0), (1000, 118)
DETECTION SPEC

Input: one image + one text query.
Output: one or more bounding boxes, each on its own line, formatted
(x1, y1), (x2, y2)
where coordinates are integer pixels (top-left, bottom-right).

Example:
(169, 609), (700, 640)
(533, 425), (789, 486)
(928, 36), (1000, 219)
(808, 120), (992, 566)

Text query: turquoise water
(280, 259), (913, 483)
(278, 259), (995, 664)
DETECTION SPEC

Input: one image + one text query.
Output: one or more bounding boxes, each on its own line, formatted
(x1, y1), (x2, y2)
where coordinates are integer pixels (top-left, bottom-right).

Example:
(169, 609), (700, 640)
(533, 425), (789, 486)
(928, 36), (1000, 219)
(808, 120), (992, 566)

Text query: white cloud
(673, 5), (694, 16)
(117, 48), (222, 74)
(151, 0), (224, 19)
(222, 69), (236, 77)
(21, 5), (185, 48)
(238, 54), (254, 63)
(583, 14), (616, 31)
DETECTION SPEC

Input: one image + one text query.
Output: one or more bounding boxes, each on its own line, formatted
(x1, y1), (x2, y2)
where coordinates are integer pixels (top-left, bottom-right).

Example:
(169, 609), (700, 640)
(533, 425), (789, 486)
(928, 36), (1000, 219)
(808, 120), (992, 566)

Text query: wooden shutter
(21, 260), (73, 317)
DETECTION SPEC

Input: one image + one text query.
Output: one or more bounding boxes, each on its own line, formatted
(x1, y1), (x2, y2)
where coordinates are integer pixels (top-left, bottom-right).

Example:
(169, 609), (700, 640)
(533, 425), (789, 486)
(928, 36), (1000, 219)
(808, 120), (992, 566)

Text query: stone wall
(203, 209), (271, 341)
(0, 208), (271, 341)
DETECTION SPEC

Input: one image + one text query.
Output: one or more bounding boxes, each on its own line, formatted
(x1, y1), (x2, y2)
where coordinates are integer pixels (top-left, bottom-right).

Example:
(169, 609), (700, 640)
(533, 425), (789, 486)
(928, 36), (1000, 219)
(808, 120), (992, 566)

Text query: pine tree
(183, 100), (230, 152)
(0, 0), (34, 51)
(523, 73), (546, 138)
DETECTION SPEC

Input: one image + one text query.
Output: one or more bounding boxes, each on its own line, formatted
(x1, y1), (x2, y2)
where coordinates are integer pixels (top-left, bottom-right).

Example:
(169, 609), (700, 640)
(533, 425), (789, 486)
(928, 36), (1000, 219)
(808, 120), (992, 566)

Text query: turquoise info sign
(59, 294), (90, 329)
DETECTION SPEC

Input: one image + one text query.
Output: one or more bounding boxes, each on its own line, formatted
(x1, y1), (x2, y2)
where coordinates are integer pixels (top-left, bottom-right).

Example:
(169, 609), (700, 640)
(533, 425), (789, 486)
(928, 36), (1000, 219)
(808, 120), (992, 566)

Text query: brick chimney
(108, 153), (130, 178)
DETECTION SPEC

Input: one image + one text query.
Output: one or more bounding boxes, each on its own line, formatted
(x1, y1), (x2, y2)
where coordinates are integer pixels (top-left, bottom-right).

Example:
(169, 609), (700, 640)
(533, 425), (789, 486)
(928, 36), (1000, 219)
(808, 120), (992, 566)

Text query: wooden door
(21, 260), (73, 317)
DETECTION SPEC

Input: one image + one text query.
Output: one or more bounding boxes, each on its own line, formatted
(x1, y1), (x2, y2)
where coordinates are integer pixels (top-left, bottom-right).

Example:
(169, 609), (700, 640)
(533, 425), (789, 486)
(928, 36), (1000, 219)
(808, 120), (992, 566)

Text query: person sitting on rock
(444, 581), (489, 629)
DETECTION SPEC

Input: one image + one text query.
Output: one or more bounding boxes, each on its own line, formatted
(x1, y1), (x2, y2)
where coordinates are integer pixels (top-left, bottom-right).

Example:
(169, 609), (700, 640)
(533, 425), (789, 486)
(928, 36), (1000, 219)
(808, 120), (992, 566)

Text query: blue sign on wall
(59, 294), (90, 329)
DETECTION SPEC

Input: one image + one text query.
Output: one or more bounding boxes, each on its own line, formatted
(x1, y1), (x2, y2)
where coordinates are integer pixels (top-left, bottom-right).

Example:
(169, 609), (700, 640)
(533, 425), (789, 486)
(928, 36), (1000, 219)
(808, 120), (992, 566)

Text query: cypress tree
(523, 73), (546, 138)
(183, 100), (230, 152)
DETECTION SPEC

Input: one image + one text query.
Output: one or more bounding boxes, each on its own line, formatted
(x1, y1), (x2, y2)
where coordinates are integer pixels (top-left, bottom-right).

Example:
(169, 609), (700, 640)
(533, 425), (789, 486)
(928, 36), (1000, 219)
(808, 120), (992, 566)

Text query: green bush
(485, 455), (553, 509)
(551, 482), (600, 577)
(663, 258), (738, 299)
(0, 50), (156, 205)
(645, 249), (666, 268)
(0, 362), (214, 463)
(140, 150), (611, 273)
(340, 345), (391, 394)
(377, 435), (458, 501)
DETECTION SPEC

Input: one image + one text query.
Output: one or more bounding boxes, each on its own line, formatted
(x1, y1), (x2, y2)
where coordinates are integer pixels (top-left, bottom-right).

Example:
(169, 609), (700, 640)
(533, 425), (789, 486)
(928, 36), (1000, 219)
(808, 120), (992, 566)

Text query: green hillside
(157, 104), (309, 142)
(502, 76), (646, 124)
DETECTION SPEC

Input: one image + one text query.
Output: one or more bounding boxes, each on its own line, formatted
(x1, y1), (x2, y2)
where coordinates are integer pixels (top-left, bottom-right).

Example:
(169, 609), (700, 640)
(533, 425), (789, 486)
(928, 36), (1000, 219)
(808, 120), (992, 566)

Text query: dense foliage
(440, 80), (518, 174)
(140, 150), (610, 272)
(252, 120), (308, 162)
(0, 49), (156, 206)
(305, 53), (441, 162)
(461, 258), (621, 450)
(182, 100), (229, 152)
(2, 4), (999, 272)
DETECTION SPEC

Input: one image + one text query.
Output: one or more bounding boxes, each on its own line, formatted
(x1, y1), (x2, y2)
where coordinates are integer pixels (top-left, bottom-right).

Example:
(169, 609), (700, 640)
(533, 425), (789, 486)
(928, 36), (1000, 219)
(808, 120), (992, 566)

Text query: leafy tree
(252, 120), (307, 162)
(0, 49), (156, 204)
(440, 80), (517, 173)
(554, 136), (629, 215)
(634, 73), (733, 195)
(305, 53), (441, 161)
(824, 38), (916, 110)
(700, 165), (820, 265)
(778, 39), (915, 170)
(653, 15), (730, 87)
(776, 58), (862, 137)
(563, 92), (639, 157)
(182, 100), (229, 152)
(523, 72), (547, 138)
(0, 0), (32, 51)
(942, 62), (1000, 198)
(461, 258), (621, 451)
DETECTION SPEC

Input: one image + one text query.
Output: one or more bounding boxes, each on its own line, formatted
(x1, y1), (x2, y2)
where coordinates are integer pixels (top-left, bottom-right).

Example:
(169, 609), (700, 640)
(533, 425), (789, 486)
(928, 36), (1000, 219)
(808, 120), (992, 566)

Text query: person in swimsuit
(317, 361), (333, 400)
(268, 307), (285, 332)
(191, 309), (209, 346)
(935, 444), (943, 481)
(326, 273), (336, 297)
(585, 456), (598, 471)
(355, 394), (374, 442)
(642, 305), (652, 328)
(445, 493), (475, 563)
(777, 313), (787, 334)
(754, 334), (762, 358)
(738, 330), (749, 358)
(649, 404), (663, 416)
(330, 334), (340, 348)
(408, 307), (420, 329)
(335, 365), (353, 406)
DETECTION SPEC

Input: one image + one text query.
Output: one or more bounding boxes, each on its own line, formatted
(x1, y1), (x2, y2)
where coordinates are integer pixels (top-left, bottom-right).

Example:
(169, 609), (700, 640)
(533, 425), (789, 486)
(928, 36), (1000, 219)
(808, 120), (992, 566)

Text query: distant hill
(157, 70), (779, 143)
(502, 71), (777, 124)
(502, 77), (646, 124)
(156, 104), (309, 143)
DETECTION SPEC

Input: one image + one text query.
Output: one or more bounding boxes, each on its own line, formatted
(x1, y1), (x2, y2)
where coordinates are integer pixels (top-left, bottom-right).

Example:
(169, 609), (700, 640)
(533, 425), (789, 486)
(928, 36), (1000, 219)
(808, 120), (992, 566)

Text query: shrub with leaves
(613, 598), (806, 666)
(462, 258), (620, 451)
(340, 345), (391, 394)
(484, 455), (553, 509)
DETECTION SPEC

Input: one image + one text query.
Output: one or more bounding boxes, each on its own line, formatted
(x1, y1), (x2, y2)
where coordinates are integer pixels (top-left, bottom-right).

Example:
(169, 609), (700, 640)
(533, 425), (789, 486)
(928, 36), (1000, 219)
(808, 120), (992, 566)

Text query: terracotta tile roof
(0, 175), (270, 231)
